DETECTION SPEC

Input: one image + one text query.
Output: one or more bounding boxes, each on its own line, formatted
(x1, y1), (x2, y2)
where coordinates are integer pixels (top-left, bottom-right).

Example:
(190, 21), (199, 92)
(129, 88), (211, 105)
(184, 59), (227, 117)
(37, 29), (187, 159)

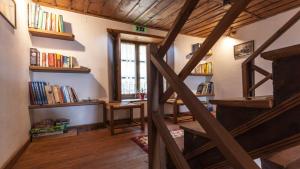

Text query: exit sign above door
(134, 25), (147, 33)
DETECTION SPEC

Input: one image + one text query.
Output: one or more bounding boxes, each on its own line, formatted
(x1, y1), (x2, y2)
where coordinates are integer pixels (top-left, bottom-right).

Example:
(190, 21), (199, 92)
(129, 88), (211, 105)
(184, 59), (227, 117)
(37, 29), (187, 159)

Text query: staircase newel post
(147, 44), (167, 169)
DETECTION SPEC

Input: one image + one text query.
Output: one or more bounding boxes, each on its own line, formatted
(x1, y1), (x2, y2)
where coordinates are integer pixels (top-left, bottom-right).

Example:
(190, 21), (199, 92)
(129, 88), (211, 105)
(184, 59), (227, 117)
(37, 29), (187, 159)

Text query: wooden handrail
(160, 0), (253, 103)
(242, 10), (300, 97)
(185, 92), (300, 160)
(150, 47), (259, 169)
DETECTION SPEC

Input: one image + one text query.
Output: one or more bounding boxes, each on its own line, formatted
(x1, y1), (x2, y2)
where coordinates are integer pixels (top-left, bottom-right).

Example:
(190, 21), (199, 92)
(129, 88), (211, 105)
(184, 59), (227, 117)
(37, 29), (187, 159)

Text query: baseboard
(2, 138), (30, 169)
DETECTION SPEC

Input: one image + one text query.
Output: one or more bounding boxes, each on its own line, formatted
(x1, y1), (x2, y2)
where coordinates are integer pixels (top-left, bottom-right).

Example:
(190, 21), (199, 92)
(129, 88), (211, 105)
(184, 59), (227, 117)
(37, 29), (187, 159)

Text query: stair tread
(210, 96), (273, 108)
(261, 44), (300, 61)
(179, 122), (209, 138)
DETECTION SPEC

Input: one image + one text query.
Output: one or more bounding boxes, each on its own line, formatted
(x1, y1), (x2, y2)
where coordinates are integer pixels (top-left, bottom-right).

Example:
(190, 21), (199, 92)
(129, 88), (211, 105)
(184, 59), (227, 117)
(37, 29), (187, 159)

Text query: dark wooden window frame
(120, 40), (148, 99)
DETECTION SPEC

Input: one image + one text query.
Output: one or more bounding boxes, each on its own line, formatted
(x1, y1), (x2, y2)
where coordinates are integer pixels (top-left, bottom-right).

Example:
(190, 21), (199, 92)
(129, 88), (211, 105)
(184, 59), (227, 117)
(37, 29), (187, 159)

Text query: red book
(42, 53), (46, 67)
(48, 53), (54, 67)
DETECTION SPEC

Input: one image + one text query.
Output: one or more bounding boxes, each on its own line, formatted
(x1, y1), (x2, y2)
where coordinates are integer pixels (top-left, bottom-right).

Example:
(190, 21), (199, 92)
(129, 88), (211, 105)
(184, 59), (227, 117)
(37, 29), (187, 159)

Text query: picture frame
(234, 40), (254, 59)
(0, 0), (16, 28)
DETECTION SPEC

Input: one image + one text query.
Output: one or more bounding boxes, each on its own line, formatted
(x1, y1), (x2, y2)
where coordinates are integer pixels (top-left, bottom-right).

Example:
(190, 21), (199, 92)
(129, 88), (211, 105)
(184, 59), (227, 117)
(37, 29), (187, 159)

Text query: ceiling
(33, 0), (300, 37)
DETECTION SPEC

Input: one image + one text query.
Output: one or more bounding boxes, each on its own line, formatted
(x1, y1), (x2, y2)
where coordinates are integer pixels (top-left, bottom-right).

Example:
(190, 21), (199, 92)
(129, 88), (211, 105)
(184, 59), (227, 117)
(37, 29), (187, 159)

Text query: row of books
(30, 48), (79, 68)
(29, 81), (79, 105)
(28, 2), (65, 32)
(194, 62), (213, 74)
(30, 119), (70, 138)
(196, 82), (214, 95)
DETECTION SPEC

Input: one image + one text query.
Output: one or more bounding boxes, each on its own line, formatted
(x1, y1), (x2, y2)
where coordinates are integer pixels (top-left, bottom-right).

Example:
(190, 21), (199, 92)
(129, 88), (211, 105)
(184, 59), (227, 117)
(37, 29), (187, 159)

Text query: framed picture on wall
(0, 0), (16, 28)
(234, 40), (254, 59)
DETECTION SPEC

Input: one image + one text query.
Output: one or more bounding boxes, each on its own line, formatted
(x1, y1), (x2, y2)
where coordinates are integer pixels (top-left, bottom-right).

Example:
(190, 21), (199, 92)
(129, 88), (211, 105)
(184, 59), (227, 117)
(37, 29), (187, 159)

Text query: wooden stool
(106, 102), (145, 135)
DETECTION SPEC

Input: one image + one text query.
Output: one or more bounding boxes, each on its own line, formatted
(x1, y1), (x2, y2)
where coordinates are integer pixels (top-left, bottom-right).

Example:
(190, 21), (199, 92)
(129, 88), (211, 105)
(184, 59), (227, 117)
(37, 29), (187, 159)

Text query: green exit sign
(134, 25), (147, 33)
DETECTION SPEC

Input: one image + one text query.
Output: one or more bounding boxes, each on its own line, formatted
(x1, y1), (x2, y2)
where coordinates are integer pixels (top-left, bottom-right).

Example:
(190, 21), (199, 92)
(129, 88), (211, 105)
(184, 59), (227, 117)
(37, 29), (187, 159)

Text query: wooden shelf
(28, 28), (75, 41)
(29, 100), (105, 109)
(195, 93), (215, 97)
(29, 66), (91, 73)
(189, 73), (213, 76)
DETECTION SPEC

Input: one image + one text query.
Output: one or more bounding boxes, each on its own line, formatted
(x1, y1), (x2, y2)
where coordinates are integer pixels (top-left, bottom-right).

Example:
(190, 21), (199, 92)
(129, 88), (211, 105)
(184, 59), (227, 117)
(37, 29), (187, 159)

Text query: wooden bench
(106, 102), (145, 135)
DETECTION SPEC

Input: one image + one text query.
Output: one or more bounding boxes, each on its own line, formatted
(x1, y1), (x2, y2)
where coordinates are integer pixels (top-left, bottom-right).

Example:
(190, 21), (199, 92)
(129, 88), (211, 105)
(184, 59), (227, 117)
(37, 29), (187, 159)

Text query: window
(121, 42), (147, 98)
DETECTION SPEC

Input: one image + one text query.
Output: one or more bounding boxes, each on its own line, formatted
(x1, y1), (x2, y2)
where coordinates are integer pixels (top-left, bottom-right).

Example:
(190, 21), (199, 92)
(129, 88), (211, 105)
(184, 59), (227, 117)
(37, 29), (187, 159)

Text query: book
(45, 85), (55, 104)
(196, 82), (214, 95)
(29, 82), (79, 105)
(53, 85), (61, 103)
(30, 48), (39, 66)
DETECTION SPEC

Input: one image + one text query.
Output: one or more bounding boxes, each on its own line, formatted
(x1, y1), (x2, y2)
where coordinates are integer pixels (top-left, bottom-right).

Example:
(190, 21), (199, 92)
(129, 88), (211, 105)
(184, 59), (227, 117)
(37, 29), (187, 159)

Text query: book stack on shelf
(30, 48), (79, 68)
(28, 2), (65, 32)
(193, 62), (213, 74)
(196, 82), (214, 95)
(30, 118), (70, 138)
(29, 81), (79, 105)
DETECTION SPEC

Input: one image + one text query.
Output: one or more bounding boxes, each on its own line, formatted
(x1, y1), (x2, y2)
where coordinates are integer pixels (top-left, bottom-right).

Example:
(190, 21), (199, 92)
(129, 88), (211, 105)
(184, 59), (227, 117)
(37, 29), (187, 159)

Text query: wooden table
(166, 98), (195, 124)
(106, 102), (145, 135)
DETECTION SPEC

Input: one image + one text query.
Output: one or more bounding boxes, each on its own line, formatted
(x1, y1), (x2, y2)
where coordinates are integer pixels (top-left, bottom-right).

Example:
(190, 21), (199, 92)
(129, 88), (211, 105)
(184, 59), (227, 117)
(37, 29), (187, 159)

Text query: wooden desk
(106, 102), (145, 135)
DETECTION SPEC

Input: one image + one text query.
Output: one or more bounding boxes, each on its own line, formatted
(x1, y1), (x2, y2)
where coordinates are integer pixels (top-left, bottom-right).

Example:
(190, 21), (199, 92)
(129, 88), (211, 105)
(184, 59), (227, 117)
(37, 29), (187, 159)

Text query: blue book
(40, 82), (48, 104)
(61, 86), (68, 103)
(33, 82), (41, 105)
(37, 82), (45, 104)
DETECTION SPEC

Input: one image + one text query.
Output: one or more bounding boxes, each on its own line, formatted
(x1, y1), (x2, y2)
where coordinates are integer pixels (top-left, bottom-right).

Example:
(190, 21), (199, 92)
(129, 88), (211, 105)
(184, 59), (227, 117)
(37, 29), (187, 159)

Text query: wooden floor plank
(13, 122), (183, 169)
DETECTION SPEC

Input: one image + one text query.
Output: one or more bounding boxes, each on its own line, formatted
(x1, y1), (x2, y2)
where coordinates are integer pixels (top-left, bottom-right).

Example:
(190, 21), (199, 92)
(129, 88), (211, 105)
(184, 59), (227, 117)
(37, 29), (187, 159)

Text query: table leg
(103, 103), (107, 127)
(129, 108), (133, 123)
(110, 106), (114, 135)
(140, 103), (145, 130)
(173, 102), (178, 124)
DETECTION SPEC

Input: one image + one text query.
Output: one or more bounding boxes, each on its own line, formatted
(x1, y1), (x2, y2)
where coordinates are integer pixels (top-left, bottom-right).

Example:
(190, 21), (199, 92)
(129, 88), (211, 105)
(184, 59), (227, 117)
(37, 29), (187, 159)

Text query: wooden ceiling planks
(33, 0), (300, 37)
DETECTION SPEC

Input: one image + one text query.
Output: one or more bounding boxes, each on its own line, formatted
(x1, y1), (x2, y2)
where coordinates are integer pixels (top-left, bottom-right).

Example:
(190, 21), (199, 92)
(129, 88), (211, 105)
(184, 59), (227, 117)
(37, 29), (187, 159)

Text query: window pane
(121, 43), (136, 95)
(139, 45), (147, 93)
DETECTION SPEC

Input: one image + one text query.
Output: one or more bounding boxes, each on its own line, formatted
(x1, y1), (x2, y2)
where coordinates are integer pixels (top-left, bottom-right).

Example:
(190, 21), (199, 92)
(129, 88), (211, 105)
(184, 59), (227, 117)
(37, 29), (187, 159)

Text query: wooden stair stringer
(183, 92), (300, 168)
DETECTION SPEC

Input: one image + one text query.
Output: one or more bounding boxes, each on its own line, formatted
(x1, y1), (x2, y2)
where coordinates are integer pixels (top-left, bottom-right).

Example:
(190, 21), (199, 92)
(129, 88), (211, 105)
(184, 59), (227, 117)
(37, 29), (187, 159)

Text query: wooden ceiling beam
(142, 0), (177, 25)
(143, 0), (185, 26)
(194, 0), (300, 37)
(124, 0), (141, 19)
(156, 1), (213, 28)
(134, 0), (161, 23)
(156, 0), (199, 59)
(183, 0), (267, 34)
(83, 0), (90, 13)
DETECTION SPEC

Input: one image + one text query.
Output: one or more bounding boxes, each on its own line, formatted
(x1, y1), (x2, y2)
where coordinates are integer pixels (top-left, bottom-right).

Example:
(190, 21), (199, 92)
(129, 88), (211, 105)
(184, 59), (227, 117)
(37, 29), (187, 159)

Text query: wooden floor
(13, 121), (183, 169)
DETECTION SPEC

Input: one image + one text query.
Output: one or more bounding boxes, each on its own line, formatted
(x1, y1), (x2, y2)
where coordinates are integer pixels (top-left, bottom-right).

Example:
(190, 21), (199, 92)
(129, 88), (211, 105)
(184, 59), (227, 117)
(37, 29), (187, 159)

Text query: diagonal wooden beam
(156, 0), (199, 59)
(161, 0), (253, 102)
(152, 111), (191, 169)
(150, 53), (260, 169)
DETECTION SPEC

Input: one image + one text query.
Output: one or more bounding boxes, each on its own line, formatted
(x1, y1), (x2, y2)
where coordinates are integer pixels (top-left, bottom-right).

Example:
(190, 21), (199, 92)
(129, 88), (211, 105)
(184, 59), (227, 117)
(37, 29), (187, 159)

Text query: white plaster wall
(212, 7), (300, 99)
(0, 0), (31, 167)
(0, 1), (203, 167)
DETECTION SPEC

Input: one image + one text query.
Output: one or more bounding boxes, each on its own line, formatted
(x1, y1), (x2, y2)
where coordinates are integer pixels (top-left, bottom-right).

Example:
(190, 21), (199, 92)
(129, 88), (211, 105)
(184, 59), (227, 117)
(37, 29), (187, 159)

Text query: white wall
(212, 7), (300, 99)
(0, 1), (203, 167)
(0, 0), (31, 167)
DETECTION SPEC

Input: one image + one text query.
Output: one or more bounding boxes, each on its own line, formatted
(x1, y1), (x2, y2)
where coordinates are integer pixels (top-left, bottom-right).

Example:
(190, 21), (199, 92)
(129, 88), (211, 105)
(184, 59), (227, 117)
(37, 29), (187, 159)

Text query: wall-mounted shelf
(29, 100), (105, 109)
(29, 66), (91, 73)
(190, 73), (213, 77)
(28, 28), (75, 41)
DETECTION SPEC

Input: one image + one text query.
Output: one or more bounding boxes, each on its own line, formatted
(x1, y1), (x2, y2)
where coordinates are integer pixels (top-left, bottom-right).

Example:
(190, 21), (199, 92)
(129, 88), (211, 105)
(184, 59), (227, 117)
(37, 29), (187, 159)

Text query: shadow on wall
(29, 22), (85, 51)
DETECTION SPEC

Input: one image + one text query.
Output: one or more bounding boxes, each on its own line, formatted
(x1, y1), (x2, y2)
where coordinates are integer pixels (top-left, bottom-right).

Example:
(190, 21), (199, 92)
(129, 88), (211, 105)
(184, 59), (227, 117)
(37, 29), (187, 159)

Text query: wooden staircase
(146, 0), (300, 168)
(178, 45), (300, 169)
